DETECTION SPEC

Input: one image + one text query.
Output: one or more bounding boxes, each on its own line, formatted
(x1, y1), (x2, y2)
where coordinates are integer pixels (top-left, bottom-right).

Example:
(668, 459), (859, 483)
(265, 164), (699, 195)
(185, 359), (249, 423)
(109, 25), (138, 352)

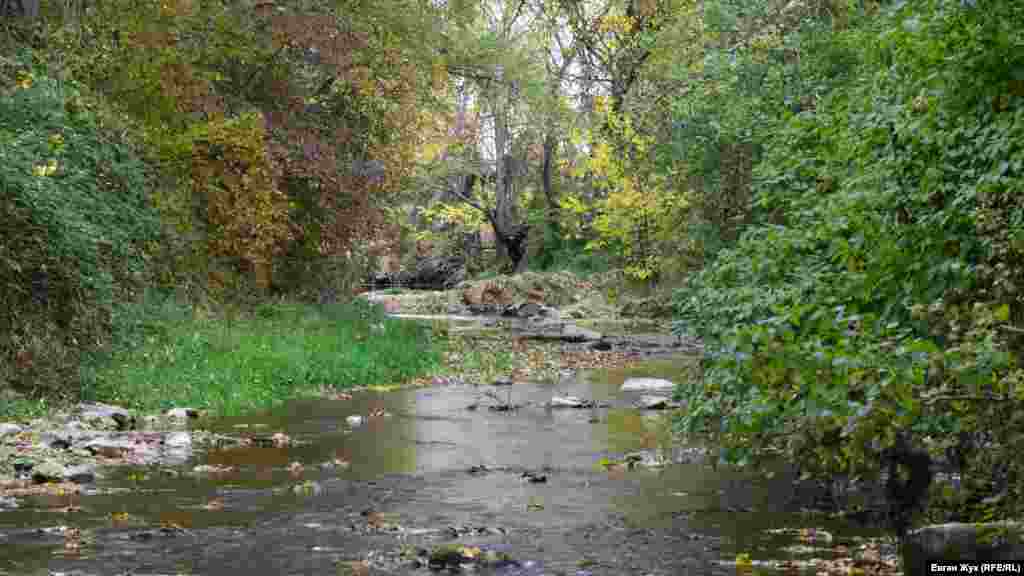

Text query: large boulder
(902, 522), (1024, 574)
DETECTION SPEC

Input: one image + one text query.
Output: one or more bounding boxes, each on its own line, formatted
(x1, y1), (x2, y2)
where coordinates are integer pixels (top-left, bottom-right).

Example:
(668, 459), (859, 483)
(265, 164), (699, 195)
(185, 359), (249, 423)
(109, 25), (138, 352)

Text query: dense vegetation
(670, 0), (1024, 525)
(2, 0), (1021, 533)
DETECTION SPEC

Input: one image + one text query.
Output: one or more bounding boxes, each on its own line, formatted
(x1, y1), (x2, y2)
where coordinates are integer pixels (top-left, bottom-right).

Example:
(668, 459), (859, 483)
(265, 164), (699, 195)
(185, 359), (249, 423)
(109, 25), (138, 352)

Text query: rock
(41, 431), (72, 450)
(635, 396), (683, 410)
(165, 407), (200, 420)
(462, 284), (485, 306)
(903, 522), (1024, 573)
(0, 423), (23, 437)
(621, 378), (677, 393)
(164, 432), (192, 449)
(64, 464), (97, 484)
(31, 461), (66, 483)
(502, 302), (545, 318)
(492, 378), (514, 386)
(346, 415), (365, 427)
(78, 403), (135, 431)
(83, 437), (157, 461)
(549, 396), (594, 409)
(462, 281), (512, 308)
(624, 451), (665, 469)
(516, 323), (601, 343)
(561, 324), (602, 342)
(521, 471), (547, 483)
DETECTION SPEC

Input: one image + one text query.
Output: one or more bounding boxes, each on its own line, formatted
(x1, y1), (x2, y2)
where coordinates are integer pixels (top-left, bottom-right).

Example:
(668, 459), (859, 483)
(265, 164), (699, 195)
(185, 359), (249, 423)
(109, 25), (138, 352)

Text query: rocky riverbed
(1, 291), (904, 576)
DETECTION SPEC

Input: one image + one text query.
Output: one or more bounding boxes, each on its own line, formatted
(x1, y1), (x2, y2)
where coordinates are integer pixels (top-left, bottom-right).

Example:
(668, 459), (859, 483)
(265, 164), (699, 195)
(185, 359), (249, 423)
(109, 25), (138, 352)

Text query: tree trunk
(491, 221), (529, 273)
(537, 132), (560, 264)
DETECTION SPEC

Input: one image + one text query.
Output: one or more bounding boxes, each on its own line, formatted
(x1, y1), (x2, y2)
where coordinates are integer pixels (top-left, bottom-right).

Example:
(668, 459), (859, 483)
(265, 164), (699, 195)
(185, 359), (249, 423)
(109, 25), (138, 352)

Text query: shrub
(0, 69), (159, 398)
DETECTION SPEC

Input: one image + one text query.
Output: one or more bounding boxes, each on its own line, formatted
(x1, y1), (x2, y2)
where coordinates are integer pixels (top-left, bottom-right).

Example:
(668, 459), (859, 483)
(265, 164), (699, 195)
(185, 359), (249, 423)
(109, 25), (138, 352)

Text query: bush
(672, 0), (1024, 521)
(0, 68), (159, 398)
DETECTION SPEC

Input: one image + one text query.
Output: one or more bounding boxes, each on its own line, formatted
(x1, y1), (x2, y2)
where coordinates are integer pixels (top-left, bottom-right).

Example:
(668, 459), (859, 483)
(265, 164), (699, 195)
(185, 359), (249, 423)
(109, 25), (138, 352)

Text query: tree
(432, 0), (544, 273)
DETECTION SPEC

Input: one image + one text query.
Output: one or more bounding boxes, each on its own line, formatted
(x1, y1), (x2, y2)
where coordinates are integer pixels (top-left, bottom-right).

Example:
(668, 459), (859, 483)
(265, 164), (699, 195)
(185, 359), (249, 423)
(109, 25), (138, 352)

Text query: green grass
(86, 298), (442, 416)
(0, 392), (56, 421)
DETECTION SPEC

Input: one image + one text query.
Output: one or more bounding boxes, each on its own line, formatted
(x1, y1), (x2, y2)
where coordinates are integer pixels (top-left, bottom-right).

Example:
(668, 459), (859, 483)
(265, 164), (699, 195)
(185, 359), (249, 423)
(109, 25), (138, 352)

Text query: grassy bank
(74, 296), (442, 417)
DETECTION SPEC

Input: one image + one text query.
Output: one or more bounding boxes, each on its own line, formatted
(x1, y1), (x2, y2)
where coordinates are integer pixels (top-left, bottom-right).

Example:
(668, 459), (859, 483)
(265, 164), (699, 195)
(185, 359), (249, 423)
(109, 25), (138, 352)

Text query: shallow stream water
(0, 326), (884, 575)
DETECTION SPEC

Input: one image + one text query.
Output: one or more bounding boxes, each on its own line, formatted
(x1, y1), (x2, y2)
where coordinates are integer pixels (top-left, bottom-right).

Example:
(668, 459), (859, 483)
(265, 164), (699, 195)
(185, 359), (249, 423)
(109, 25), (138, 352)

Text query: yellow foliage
(598, 14), (635, 34)
(183, 112), (292, 270)
(32, 159), (59, 177)
(568, 106), (692, 280)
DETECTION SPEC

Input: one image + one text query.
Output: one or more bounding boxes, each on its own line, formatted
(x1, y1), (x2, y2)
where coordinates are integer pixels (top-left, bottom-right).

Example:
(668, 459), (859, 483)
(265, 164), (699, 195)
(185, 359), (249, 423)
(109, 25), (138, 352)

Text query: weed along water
(0, 326), (889, 575)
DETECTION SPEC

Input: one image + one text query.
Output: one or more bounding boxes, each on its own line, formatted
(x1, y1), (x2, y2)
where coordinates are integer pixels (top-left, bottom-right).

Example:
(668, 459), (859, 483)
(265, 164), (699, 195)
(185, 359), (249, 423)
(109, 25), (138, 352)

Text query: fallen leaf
(460, 546), (481, 559)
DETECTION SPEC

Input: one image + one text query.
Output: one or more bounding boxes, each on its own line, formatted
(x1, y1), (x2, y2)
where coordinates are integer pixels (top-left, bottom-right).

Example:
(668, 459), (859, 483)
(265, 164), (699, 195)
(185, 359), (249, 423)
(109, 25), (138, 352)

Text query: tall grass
(84, 296), (441, 415)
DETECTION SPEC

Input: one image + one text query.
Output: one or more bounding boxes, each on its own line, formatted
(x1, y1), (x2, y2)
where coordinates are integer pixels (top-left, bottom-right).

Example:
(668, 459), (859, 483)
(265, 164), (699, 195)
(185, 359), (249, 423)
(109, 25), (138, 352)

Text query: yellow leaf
(460, 546), (481, 559)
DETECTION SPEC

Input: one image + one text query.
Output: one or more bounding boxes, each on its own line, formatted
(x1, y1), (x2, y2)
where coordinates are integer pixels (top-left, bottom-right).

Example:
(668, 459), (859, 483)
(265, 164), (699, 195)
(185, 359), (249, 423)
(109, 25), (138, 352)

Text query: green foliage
(564, 105), (692, 281)
(88, 299), (440, 415)
(672, 0), (1024, 521)
(0, 70), (159, 398)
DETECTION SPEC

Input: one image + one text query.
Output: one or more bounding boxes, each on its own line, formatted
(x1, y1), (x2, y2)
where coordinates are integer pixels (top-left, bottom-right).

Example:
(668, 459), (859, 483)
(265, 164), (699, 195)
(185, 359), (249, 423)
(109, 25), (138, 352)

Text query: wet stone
(84, 438), (135, 459)
(42, 432), (72, 450)
(549, 396), (595, 409)
(78, 402), (135, 431)
(620, 377), (676, 393)
(164, 431), (192, 449)
(635, 396), (682, 410)
(561, 324), (602, 342)
(165, 407), (201, 420)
